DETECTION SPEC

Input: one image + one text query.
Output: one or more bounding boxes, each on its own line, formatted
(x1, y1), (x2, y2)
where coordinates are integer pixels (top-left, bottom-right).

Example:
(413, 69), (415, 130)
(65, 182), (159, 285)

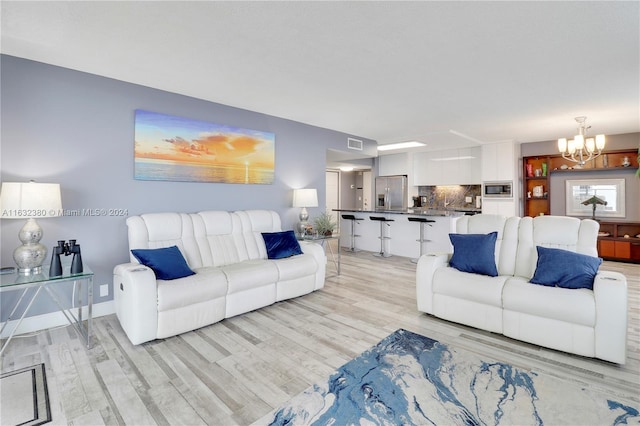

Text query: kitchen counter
(334, 209), (464, 258)
(335, 207), (481, 216)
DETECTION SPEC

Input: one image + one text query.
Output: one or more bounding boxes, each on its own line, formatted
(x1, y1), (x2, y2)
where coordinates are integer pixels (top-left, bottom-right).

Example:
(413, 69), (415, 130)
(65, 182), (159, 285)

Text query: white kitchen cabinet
(482, 199), (518, 216)
(481, 141), (518, 182)
(413, 151), (442, 185)
(379, 153), (409, 176)
(413, 147), (481, 185)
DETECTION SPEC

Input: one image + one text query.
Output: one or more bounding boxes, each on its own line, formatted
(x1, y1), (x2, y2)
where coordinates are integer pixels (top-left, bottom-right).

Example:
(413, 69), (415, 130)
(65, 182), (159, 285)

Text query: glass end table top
(0, 262), (93, 288)
(297, 233), (339, 241)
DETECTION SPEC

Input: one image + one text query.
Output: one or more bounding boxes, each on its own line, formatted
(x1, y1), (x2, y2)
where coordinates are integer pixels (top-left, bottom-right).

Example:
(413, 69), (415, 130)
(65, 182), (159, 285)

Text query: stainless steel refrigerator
(375, 175), (408, 210)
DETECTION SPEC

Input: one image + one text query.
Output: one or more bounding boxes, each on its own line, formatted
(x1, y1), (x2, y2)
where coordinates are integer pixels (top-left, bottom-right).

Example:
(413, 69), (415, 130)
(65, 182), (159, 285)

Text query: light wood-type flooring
(1, 244), (639, 425)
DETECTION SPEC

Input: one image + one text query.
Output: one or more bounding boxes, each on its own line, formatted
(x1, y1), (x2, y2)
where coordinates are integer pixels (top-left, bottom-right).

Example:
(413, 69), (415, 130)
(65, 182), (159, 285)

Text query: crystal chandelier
(557, 116), (605, 165)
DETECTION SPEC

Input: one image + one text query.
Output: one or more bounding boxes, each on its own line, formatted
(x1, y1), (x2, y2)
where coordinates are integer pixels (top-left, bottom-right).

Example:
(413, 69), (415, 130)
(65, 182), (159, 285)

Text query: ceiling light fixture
(339, 166), (354, 172)
(431, 156), (476, 162)
(377, 141), (425, 151)
(557, 116), (605, 166)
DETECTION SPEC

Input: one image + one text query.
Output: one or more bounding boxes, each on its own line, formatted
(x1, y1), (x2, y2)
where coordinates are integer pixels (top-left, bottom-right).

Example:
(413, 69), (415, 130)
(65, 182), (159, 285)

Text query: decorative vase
(542, 163), (547, 176)
(526, 164), (533, 177)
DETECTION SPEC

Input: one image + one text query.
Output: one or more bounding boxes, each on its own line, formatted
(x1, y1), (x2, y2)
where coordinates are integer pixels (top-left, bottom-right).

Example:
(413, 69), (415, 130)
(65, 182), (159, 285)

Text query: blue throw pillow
(262, 230), (303, 259)
(448, 232), (499, 277)
(530, 246), (602, 290)
(131, 245), (195, 280)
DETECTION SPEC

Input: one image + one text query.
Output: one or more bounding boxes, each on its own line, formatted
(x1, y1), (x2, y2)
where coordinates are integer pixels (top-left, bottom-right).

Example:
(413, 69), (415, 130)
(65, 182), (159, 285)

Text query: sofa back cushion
(514, 216), (599, 279)
(127, 213), (201, 267)
(191, 211), (246, 268)
(456, 214), (520, 276)
(127, 210), (284, 269)
(234, 210), (282, 259)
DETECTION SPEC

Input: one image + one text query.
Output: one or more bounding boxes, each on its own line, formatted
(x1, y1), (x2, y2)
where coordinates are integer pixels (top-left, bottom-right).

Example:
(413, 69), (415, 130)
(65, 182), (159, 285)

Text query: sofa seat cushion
(272, 253), (318, 281)
(221, 260), (279, 294)
(433, 267), (508, 308)
(503, 277), (595, 327)
(157, 268), (228, 312)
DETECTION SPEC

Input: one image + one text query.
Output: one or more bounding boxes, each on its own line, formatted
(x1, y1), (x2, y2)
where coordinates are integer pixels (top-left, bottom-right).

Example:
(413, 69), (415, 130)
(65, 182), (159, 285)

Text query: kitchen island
(334, 209), (465, 259)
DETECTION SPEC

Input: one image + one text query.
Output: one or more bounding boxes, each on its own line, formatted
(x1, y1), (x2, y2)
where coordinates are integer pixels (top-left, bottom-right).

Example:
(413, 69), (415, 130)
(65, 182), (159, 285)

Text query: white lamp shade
(557, 138), (567, 153)
(574, 134), (584, 150)
(292, 188), (318, 208)
(595, 134), (606, 150)
(585, 138), (595, 153)
(567, 140), (576, 154)
(0, 182), (62, 218)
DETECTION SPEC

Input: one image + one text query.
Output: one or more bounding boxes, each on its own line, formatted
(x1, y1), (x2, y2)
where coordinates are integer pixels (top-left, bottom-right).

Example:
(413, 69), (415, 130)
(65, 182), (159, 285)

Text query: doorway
(325, 170), (340, 231)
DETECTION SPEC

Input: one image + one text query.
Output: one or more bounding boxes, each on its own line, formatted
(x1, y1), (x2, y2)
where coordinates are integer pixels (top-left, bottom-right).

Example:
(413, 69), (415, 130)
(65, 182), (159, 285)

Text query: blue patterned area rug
(258, 329), (639, 425)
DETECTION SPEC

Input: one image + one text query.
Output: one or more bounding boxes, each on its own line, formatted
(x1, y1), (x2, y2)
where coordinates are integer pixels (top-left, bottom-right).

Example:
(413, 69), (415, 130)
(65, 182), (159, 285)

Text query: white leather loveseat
(417, 214), (628, 364)
(113, 210), (326, 345)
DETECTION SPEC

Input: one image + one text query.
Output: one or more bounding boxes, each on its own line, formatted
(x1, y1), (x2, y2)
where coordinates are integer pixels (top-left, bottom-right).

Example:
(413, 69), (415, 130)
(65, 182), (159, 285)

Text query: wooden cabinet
(597, 221), (640, 263)
(523, 149), (639, 218)
(523, 156), (550, 217)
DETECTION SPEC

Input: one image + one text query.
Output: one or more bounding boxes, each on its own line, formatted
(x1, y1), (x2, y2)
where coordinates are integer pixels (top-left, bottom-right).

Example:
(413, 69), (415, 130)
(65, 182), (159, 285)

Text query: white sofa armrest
(113, 263), (158, 345)
(416, 253), (450, 314)
(299, 241), (327, 290)
(593, 270), (628, 364)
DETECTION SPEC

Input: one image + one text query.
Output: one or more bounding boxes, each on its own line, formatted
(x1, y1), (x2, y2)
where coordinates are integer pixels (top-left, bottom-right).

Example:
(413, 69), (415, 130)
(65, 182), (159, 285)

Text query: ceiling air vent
(347, 138), (363, 151)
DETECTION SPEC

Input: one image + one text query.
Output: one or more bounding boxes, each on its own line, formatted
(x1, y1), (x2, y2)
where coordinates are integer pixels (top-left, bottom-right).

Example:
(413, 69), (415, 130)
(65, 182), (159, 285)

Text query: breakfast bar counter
(334, 209), (464, 259)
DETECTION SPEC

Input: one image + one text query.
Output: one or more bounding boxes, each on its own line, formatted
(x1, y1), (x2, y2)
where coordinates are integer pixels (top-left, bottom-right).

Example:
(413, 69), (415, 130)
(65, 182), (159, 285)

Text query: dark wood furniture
(597, 221), (640, 263)
(523, 149), (639, 218)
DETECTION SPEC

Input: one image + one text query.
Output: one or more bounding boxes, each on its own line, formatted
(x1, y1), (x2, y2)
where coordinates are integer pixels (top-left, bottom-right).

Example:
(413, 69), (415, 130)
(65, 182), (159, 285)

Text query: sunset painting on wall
(134, 110), (275, 184)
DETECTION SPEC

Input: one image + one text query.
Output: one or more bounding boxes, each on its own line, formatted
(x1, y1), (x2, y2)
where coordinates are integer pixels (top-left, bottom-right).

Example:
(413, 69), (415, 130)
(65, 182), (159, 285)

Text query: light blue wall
(0, 55), (376, 318)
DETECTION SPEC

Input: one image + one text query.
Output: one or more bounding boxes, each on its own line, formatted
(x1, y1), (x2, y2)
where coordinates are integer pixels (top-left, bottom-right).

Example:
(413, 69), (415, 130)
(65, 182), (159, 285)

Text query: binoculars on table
(49, 239), (83, 277)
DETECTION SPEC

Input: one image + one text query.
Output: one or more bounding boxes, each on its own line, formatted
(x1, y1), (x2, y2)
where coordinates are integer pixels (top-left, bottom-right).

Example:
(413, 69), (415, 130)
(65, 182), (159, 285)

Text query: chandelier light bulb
(558, 138), (567, 153)
(574, 134), (584, 150)
(557, 116), (605, 165)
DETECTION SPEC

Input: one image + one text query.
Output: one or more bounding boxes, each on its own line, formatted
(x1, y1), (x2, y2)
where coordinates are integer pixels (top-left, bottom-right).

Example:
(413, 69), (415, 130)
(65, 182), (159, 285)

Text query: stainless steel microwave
(483, 181), (513, 198)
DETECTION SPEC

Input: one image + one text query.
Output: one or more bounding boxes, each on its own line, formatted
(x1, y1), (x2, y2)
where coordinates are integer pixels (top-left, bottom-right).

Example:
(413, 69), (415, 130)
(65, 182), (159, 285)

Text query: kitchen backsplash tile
(417, 185), (481, 209)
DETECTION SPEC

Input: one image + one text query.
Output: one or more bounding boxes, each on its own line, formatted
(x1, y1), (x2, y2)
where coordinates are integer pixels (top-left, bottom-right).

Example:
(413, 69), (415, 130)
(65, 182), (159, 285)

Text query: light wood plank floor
(1, 245), (639, 425)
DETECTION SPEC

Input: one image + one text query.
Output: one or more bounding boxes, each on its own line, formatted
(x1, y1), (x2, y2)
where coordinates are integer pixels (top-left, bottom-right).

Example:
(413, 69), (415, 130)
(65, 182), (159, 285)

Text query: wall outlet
(100, 284), (109, 297)
(465, 196), (473, 203)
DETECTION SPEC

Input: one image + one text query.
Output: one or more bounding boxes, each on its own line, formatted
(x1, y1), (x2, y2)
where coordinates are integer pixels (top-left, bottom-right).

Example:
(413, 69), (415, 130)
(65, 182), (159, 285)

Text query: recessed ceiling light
(431, 156), (476, 161)
(377, 141), (426, 151)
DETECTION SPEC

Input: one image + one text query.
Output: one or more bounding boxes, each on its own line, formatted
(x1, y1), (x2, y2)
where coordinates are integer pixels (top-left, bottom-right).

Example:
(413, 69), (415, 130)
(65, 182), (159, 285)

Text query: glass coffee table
(0, 263), (93, 356)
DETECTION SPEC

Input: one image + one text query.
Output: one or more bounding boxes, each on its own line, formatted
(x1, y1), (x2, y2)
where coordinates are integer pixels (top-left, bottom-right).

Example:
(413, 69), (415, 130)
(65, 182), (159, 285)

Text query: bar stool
(341, 214), (364, 252)
(408, 217), (435, 263)
(370, 216), (394, 257)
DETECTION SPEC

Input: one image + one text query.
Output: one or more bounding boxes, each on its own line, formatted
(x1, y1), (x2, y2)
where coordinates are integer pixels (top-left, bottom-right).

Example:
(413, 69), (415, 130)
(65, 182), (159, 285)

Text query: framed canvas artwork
(134, 110), (275, 184)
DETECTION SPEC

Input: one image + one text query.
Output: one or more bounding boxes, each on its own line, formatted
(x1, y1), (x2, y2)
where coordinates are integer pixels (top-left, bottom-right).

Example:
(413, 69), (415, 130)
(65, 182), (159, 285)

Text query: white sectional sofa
(417, 214), (628, 364)
(113, 210), (326, 345)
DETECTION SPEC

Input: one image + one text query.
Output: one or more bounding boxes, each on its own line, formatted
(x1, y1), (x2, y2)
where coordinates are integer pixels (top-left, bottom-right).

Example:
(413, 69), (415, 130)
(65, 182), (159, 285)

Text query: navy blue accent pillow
(530, 246), (602, 290)
(448, 232), (499, 277)
(131, 245), (195, 280)
(262, 230), (303, 259)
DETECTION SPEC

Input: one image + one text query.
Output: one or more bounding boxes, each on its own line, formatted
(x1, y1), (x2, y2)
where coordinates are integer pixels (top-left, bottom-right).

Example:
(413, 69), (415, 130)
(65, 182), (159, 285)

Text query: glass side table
(297, 233), (341, 276)
(0, 263), (93, 356)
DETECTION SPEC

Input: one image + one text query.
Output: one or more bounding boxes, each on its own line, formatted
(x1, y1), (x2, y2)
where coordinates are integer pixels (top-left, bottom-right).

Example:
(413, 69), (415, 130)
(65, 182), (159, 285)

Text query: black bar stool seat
(370, 216), (394, 257)
(408, 217), (435, 263)
(342, 214), (364, 252)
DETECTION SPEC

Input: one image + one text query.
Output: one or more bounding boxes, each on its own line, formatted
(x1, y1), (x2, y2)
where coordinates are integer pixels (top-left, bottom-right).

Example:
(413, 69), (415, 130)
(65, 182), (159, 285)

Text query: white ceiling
(2, 1), (639, 168)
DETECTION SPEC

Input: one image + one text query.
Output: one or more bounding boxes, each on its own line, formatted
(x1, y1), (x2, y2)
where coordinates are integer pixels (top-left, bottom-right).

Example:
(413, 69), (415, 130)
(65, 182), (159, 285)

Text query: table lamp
(0, 181), (62, 275)
(292, 188), (318, 235)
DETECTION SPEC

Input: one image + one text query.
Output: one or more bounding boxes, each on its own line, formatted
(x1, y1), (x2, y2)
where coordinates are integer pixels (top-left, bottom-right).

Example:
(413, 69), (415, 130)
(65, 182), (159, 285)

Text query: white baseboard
(1, 300), (116, 338)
